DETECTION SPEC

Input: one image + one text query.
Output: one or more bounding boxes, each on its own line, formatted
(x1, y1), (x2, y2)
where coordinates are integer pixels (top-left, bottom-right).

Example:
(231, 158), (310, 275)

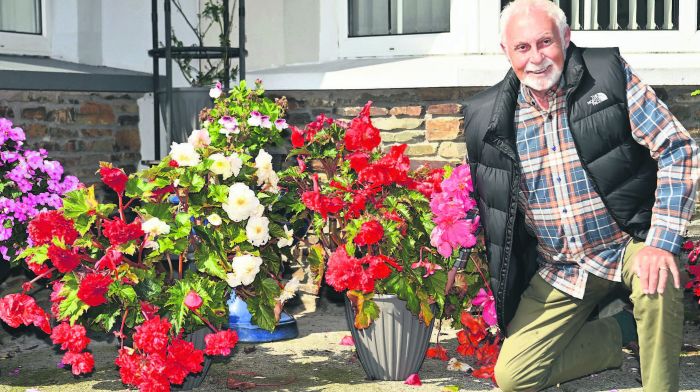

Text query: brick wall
(270, 85), (700, 234)
(0, 90), (143, 187)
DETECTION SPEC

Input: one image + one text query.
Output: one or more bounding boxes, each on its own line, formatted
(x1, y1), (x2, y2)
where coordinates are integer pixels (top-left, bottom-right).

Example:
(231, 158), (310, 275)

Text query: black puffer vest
(464, 44), (657, 334)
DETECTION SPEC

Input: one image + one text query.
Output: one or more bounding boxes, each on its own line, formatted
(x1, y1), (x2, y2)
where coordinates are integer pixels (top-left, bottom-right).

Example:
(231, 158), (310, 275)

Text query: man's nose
(529, 49), (544, 64)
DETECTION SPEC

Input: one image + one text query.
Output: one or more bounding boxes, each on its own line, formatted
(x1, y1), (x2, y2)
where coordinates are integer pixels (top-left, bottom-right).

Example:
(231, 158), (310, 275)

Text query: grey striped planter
(344, 294), (435, 380)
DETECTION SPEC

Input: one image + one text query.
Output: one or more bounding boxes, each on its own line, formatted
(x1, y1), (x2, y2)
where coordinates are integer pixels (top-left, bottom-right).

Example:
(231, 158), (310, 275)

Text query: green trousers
(494, 240), (684, 392)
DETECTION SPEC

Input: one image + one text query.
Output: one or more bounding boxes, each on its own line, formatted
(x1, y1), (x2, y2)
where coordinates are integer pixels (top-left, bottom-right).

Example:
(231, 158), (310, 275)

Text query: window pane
(349, 0), (450, 37)
(0, 0), (41, 34)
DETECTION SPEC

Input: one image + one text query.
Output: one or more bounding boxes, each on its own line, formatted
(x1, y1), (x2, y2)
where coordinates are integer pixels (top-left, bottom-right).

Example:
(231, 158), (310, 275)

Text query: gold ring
(659, 267), (669, 271)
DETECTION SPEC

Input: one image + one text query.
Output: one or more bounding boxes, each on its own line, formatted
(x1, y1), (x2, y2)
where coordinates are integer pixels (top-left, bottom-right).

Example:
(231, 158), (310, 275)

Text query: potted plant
(283, 103), (480, 380)
(0, 81), (297, 391)
(0, 117), (80, 282)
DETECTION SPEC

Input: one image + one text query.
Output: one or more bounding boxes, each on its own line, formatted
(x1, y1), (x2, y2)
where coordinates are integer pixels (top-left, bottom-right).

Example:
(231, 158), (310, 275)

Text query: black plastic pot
(174, 327), (213, 390)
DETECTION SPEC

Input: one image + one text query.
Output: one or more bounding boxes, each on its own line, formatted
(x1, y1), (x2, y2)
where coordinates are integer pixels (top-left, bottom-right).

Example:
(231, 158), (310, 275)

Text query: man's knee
(494, 355), (548, 392)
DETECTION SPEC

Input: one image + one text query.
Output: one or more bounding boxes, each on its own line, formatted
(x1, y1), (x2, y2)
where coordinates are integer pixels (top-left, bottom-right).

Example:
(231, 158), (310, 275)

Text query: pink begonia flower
(274, 118), (288, 130)
(411, 259), (444, 278)
(218, 116), (239, 135)
(184, 290), (203, 311)
(430, 217), (479, 258)
(209, 81), (223, 99)
(441, 164), (473, 201)
(247, 111), (272, 129)
(430, 192), (466, 226)
(187, 129), (211, 149)
(472, 288), (497, 327)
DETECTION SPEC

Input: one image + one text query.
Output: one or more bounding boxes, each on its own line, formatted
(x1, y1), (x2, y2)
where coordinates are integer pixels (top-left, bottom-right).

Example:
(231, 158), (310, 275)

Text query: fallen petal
(339, 335), (355, 346)
(404, 373), (422, 386)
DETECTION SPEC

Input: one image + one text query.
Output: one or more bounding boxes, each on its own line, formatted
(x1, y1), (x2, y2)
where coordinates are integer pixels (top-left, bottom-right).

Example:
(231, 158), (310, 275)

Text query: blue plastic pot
(227, 294), (298, 342)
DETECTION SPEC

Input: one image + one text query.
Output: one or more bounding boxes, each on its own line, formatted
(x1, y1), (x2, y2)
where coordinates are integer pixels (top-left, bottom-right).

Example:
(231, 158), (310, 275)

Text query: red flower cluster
(291, 114), (334, 148)
(456, 311), (500, 382)
(27, 210), (79, 246)
(344, 102), (381, 152)
(116, 316), (205, 390)
(51, 322), (90, 352)
(62, 351), (95, 376)
(95, 247), (124, 271)
(51, 322), (94, 375)
(353, 220), (384, 246)
(99, 163), (129, 195)
(682, 240), (700, 303)
(0, 293), (51, 334)
(204, 330), (239, 356)
(77, 273), (113, 307)
(357, 145), (411, 188)
(413, 167), (445, 198)
(301, 174), (343, 219)
(325, 247), (399, 293)
(425, 343), (449, 361)
(102, 217), (144, 246)
(47, 244), (82, 273)
(50, 281), (66, 319)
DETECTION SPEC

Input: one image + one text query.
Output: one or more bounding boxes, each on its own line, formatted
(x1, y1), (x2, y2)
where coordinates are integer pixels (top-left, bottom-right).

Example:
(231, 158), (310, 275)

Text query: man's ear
(563, 27), (571, 49)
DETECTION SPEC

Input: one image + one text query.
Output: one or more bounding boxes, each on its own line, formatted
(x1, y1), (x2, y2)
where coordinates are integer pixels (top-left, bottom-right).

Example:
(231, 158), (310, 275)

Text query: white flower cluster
(226, 254), (262, 287)
(254, 149), (279, 193)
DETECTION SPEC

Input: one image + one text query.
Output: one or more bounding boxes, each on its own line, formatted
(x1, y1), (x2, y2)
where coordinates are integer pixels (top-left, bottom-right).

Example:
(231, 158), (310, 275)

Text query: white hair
(500, 0), (569, 45)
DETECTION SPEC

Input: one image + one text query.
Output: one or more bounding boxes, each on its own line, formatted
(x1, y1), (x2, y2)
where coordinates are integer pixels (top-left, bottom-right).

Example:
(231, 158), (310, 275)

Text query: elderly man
(463, 0), (698, 391)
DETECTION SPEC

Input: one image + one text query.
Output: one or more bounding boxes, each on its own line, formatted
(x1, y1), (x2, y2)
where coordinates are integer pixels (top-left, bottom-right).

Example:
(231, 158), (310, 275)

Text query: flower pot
(344, 294), (435, 380)
(174, 327), (213, 390)
(228, 294), (298, 343)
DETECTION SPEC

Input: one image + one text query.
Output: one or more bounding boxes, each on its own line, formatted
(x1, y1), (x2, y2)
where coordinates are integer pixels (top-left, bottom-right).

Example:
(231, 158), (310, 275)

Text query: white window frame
(0, 0), (50, 56)
(571, 0), (700, 53)
(333, 0), (480, 58)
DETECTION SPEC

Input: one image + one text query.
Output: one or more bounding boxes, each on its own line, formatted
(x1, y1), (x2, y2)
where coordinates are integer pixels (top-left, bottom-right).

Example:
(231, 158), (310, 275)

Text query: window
(500, 0), (681, 31)
(348, 0), (450, 37)
(0, 0), (41, 34)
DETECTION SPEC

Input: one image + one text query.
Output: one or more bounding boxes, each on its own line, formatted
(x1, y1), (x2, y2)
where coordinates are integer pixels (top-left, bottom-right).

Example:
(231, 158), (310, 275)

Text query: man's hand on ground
(633, 246), (680, 295)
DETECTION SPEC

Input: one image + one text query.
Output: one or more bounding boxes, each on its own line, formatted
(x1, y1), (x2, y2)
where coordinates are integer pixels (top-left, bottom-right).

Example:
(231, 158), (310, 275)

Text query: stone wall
(270, 85), (700, 234)
(0, 90), (143, 187)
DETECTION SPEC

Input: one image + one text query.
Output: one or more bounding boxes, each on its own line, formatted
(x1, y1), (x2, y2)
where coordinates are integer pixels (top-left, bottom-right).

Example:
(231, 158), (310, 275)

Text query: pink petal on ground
(339, 335), (355, 346)
(404, 373), (422, 386)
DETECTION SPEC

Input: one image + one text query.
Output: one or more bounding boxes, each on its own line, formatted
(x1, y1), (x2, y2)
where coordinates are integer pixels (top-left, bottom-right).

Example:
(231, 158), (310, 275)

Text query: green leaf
(195, 248), (228, 280)
(109, 281), (138, 304)
(246, 296), (277, 332)
(93, 306), (121, 332)
(172, 213), (192, 239)
(74, 214), (97, 236)
(58, 274), (91, 324)
(208, 184), (229, 203)
(16, 244), (48, 264)
(138, 203), (172, 221)
(62, 188), (96, 218)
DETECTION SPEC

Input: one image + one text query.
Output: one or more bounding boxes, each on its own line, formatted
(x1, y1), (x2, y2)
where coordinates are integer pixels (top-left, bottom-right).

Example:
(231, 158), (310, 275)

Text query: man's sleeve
(624, 58), (700, 254)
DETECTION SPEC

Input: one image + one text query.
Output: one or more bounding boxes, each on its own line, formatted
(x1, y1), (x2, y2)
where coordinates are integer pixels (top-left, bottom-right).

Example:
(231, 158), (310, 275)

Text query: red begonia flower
(27, 210), (79, 246)
(353, 220), (384, 246)
(99, 164), (129, 195)
(47, 244), (82, 273)
(426, 343), (449, 361)
(102, 217), (144, 246)
(344, 101), (381, 152)
(0, 293), (52, 334)
(62, 351), (95, 375)
(51, 322), (90, 352)
(133, 316), (171, 355)
(204, 330), (239, 356)
(77, 273), (113, 307)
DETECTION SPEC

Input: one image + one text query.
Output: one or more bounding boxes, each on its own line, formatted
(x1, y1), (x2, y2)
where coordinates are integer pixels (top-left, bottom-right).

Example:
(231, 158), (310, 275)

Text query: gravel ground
(0, 273), (698, 392)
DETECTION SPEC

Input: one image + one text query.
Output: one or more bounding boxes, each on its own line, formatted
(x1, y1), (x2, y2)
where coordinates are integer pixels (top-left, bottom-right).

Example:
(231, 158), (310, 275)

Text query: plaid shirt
(515, 59), (699, 299)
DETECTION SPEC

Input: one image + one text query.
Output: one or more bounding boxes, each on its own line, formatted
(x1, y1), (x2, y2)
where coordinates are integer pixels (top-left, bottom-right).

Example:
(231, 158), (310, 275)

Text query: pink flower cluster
(0, 118), (79, 261)
(429, 165), (479, 258)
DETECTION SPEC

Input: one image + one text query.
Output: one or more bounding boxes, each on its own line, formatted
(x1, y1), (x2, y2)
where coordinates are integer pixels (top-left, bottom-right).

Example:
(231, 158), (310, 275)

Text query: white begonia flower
(170, 142), (201, 167)
(226, 254), (263, 287)
(277, 278), (300, 302)
(254, 149), (280, 193)
(207, 213), (222, 226)
(251, 203), (265, 218)
(187, 129), (211, 149)
(141, 217), (171, 237)
(246, 215), (271, 247)
(202, 120), (211, 128)
(144, 240), (159, 250)
(277, 225), (293, 248)
(222, 183), (260, 222)
(447, 358), (472, 372)
(209, 153), (233, 179)
(209, 82), (222, 99)
(228, 153), (243, 177)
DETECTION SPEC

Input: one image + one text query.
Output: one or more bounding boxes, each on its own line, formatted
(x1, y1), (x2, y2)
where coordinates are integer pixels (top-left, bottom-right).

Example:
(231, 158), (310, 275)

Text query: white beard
(521, 58), (563, 92)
